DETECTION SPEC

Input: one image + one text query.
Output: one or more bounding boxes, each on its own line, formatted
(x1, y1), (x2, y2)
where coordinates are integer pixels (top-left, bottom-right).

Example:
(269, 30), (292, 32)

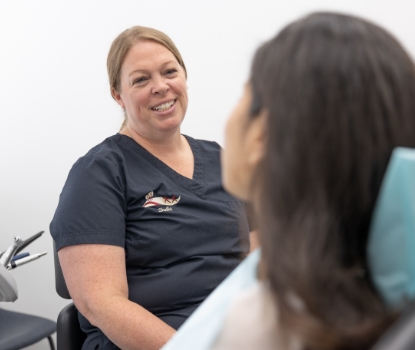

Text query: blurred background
(0, 0), (414, 348)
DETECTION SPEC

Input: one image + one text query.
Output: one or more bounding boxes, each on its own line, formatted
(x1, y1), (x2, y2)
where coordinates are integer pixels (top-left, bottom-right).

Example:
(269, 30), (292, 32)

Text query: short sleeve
(50, 153), (126, 251)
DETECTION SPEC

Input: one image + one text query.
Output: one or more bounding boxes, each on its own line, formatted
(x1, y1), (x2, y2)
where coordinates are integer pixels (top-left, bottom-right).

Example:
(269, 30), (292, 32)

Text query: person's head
(107, 26), (188, 135)
(223, 12), (415, 349)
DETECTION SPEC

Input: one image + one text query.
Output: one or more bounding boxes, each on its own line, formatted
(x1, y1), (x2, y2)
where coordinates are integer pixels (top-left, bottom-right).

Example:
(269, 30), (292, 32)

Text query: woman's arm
(59, 244), (176, 350)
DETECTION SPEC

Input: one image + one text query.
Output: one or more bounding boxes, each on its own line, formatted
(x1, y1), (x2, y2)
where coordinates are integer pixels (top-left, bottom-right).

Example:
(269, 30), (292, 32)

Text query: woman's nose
(151, 76), (169, 94)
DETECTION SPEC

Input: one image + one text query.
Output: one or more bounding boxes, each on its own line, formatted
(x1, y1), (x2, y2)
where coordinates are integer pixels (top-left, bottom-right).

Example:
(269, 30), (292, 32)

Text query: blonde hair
(107, 26), (187, 129)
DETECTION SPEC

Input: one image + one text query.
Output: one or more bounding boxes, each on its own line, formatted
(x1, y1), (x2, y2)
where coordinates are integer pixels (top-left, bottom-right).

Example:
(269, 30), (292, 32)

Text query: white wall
(0, 0), (413, 348)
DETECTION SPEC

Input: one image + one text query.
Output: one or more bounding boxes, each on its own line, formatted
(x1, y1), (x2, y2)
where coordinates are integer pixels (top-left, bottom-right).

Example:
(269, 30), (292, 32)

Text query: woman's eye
(165, 69), (177, 75)
(134, 77), (147, 84)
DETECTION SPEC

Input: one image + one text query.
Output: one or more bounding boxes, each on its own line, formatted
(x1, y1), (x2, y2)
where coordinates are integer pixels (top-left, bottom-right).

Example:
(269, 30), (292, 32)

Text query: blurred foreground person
(217, 12), (415, 350)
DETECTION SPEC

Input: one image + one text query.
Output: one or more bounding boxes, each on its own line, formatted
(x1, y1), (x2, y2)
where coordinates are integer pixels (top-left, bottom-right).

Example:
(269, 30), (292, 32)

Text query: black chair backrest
(57, 302), (86, 350)
(372, 300), (415, 350)
(53, 241), (86, 350)
(53, 241), (71, 299)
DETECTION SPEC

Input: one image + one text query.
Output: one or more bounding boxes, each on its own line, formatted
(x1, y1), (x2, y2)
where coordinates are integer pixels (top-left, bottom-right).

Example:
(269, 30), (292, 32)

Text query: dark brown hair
(250, 12), (415, 349)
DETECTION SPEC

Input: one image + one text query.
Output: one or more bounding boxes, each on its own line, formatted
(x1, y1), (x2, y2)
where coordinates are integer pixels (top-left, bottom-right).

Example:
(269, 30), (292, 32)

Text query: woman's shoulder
(68, 134), (129, 177)
(212, 281), (290, 350)
(75, 134), (127, 164)
(82, 134), (124, 158)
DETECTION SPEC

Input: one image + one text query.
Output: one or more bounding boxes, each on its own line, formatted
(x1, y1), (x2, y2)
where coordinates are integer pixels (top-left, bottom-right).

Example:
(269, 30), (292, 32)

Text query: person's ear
(246, 109), (268, 169)
(112, 87), (125, 110)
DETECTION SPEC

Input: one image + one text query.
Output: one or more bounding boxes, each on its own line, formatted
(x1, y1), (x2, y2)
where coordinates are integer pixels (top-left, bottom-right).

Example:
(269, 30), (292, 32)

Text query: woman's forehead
(121, 41), (179, 73)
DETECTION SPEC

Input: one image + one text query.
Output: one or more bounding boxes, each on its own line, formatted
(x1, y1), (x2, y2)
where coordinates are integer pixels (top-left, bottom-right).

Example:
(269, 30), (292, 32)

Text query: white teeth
(153, 100), (175, 111)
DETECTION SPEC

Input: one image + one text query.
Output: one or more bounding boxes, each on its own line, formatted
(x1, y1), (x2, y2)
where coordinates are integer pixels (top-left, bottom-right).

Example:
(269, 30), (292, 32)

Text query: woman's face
(113, 40), (188, 141)
(222, 83), (267, 202)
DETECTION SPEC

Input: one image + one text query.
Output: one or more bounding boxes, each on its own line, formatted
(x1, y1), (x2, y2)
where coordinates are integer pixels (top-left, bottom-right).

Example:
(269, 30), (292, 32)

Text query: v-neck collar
(116, 134), (205, 197)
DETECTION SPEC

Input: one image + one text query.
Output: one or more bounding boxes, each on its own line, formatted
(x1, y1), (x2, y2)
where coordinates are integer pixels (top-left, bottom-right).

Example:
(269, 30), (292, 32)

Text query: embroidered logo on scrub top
(143, 191), (180, 212)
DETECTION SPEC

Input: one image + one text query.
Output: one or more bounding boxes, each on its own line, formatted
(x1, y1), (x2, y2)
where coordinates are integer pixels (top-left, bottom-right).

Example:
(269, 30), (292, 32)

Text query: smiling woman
(114, 41), (189, 148)
(50, 26), (250, 350)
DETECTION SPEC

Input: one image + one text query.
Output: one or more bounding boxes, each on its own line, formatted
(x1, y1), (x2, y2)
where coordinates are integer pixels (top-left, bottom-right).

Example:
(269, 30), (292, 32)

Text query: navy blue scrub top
(50, 134), (249, 349)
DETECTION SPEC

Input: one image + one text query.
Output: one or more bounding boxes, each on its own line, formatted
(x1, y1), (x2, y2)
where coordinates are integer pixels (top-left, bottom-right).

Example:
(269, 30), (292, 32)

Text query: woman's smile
(151, 99), (177, 112)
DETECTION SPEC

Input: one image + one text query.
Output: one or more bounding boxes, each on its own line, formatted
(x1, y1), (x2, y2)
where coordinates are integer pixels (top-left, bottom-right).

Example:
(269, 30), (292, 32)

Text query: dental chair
(53, 242), (86, 350)
(368, 147), (415, 349)
(0, 307), (56, 350)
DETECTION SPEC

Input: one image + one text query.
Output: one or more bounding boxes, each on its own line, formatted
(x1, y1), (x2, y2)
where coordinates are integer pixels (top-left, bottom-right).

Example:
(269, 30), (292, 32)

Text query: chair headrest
(368, 147), (415, 309)
(53, 241), (71, 299)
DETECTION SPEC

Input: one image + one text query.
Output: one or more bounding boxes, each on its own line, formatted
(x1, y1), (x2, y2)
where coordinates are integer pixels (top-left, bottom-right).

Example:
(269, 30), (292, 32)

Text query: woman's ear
(112, 87), (125, 109)
(246, 109), (268, 169)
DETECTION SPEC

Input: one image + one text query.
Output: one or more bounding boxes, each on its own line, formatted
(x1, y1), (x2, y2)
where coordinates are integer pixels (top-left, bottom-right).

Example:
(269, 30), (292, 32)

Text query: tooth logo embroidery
(143, 191), (181, 208)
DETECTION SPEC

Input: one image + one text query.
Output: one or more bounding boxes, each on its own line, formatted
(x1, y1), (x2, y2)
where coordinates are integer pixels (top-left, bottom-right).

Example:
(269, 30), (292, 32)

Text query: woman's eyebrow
(159, 60), (179, 68)
(128, 68), (148, 77)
